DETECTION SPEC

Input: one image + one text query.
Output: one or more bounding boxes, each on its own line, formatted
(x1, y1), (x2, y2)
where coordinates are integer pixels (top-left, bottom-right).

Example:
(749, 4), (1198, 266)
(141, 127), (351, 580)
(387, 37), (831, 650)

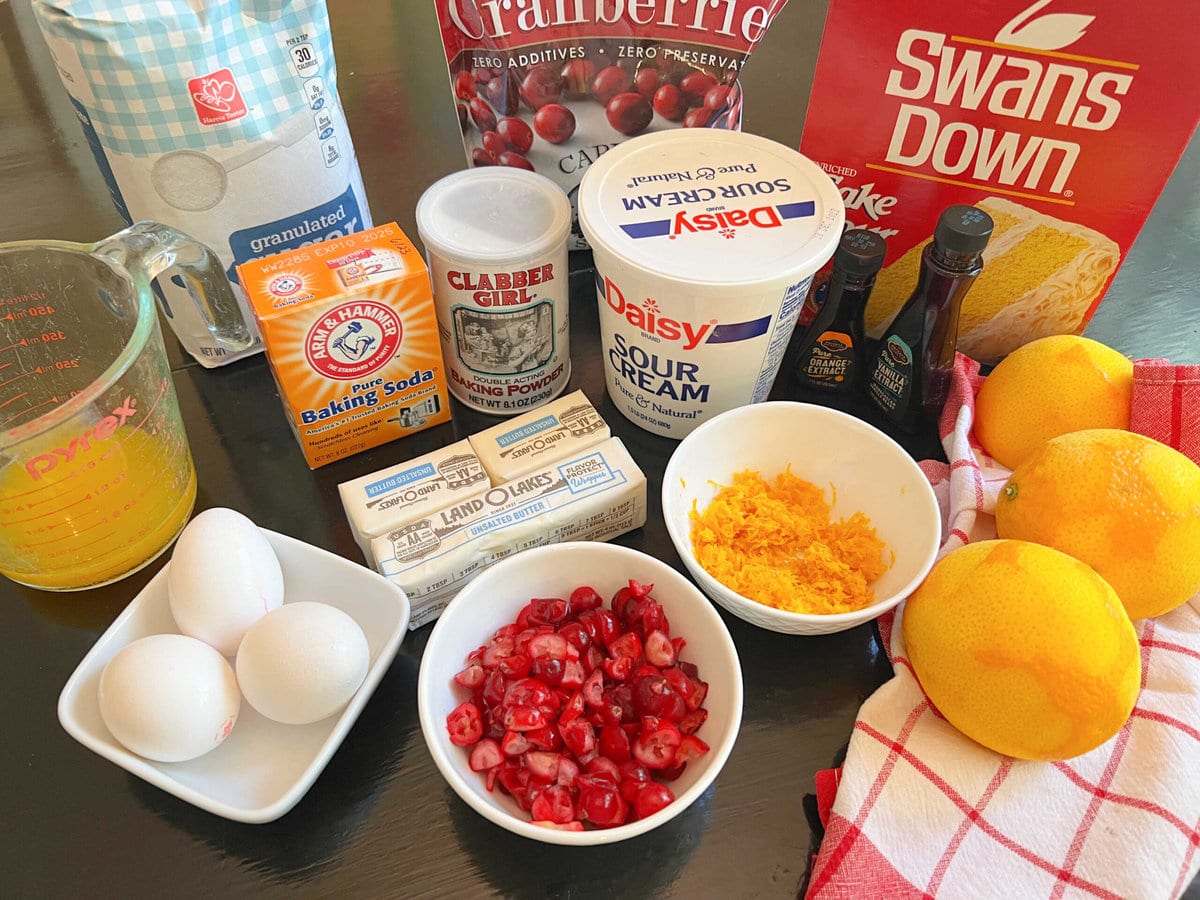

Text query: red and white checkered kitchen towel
(807, 354), (1200, 900)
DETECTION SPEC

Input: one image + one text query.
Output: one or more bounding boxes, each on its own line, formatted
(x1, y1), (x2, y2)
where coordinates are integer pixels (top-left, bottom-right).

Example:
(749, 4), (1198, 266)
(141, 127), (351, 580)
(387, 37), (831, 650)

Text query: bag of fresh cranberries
(434, 0), (791, 249)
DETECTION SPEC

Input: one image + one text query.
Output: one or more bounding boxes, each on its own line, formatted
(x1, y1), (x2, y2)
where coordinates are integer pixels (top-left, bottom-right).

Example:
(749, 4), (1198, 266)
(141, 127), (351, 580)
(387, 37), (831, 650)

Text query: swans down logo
(188, 68), (247, 126)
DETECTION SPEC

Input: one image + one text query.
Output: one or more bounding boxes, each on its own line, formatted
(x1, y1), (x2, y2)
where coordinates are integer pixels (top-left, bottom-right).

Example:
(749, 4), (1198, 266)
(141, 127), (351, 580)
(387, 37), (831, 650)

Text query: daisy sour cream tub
(579, 130), (844, 438)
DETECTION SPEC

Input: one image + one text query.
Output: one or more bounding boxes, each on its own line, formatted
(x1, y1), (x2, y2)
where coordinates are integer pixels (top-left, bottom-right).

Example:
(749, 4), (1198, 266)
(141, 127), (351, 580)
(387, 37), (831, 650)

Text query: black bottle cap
(934, 205), (994, 256)
(833, 229), (888, 276)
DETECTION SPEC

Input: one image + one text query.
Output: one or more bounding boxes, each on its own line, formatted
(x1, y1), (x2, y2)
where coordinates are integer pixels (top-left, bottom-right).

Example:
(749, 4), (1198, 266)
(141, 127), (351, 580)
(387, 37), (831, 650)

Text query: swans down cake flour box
(799, 0), (1200, 363)
(238, 224), (450, 468)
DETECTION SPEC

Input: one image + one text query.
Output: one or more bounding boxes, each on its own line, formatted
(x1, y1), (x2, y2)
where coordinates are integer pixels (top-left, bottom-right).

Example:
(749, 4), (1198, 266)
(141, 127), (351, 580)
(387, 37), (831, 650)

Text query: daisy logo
(187, 68), (248, 125)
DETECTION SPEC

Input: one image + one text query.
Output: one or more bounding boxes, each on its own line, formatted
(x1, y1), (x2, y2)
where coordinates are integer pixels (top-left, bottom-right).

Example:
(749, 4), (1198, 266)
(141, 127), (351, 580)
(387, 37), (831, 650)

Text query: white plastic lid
(578, 130), (845, 287)
(416, 168), (572, 265)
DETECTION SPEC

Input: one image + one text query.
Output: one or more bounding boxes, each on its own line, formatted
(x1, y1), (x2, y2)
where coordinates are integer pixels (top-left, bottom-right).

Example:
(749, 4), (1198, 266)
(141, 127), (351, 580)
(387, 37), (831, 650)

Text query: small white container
(416, 168), (572, 417)
(579, 130), (845, 438)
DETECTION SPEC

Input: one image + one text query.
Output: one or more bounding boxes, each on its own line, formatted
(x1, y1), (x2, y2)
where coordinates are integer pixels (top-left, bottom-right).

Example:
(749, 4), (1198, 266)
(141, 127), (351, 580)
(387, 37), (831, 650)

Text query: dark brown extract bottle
(865, 205), (993, 432)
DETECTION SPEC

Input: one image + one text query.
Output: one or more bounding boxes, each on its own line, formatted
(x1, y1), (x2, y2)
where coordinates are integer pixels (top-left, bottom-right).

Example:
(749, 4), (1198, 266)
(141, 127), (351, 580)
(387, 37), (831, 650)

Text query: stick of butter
(468, 389), (610, 483)
(373, 437), (646, 629)
(338, 439), (490, 564)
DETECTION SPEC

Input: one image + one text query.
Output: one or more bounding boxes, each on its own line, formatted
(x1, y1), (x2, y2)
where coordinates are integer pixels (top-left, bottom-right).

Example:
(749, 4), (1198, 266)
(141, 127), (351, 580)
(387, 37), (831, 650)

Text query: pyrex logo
(600, 276), (772, 349)
(25, 397), (138, 481)
(619, 201), (815, 240)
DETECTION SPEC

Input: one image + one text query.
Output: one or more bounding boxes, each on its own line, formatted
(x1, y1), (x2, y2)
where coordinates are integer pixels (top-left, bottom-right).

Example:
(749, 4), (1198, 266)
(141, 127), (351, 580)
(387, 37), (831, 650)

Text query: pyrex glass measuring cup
(0, 222), (253, 590)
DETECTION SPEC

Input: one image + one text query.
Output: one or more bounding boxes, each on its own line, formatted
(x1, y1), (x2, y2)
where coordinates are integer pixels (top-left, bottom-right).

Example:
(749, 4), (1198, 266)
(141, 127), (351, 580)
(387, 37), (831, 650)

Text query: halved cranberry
(525, 725), (563, 751)
(580, 783), (628, 828)
(527, 633), (569, 661)
(558, 621), (591, 652)
(584, 645), (606, 674)
(642, 600), (668, 636)
(446, 701), (483, 746)
(594, 609), (620, 648)
(576, 610), (600, 644)
(606, 684), (637, 723)
(559, 691), (585, 725)
(454, 664), (485, 689)
(469, 738), (502, 771)
(530, 784), (575, 824)
(633, 721), (682, 769)
(619, 768), (652, 804)
(482, 669), (507, 707)
(585, 755), (622, 784)
(497, 653), (531, 679)
(591, 65), (632, 105)
(603, 656), (633, 682)
(679, 708), (708, 735)
(644, 630), (676, 667)
(497, 760), (528, 794)
(560, 658), (585, 689)
(635, 674), (687, 722)
(503, 677), (552, 710)
(525, 750), (561, 782)
(674, 733), (710, 766)
(532, 656), (566, 685)
(501, 730), (531, 756)
(482, 637), (514, 667)
(557, 756), (580, 787)
(582, 668), (605, 707)
(633, 782), (675, 819)
(503, 705), (545, 732)
(560, 718), (596, 758)
(608, 631), (643, 661)
(613, 580), (653, 619)
(569, 585), (603, 614)
(530, 597), (569, 625)
(598, 723), (632, 763)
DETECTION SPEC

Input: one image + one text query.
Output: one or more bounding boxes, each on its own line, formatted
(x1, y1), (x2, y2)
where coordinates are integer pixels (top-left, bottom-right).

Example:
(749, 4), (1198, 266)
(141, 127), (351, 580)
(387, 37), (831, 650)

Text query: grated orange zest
(689, 468), (889, 615)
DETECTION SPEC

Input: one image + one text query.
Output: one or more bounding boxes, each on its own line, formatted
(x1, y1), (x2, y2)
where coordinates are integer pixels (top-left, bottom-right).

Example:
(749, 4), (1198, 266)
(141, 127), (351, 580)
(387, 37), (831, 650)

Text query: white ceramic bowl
(662, 402), (941, 635)
(58, 529), (410, 823)
(418, 542), (743, 845)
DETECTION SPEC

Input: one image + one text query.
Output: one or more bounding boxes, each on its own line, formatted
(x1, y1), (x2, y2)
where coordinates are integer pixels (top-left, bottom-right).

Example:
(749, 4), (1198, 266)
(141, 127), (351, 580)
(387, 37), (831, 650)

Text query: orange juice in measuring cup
(237, 223), (451, 468)
(0, 223), (254, 590)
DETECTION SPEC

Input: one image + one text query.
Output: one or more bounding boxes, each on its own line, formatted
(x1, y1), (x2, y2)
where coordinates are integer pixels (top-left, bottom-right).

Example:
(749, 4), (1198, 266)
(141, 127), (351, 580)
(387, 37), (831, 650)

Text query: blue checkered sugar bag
(34, 0), (373, 368)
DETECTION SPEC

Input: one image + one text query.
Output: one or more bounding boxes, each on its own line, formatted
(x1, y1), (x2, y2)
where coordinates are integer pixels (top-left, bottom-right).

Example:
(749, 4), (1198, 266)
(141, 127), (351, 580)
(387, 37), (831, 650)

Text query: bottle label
(867, 334), (912, 412)
(801, 330), (855, 387)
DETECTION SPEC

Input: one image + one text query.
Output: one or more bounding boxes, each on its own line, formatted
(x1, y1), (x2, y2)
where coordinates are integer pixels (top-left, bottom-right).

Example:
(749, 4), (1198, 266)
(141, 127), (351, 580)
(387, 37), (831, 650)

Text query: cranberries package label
(434, 0), (791, 249)
(799, 0), (1200, 363)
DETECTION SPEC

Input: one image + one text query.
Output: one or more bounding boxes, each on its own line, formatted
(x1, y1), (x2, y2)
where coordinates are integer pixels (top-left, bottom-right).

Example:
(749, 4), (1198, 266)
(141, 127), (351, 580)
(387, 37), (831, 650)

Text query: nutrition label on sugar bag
(280, 30), (341, 167)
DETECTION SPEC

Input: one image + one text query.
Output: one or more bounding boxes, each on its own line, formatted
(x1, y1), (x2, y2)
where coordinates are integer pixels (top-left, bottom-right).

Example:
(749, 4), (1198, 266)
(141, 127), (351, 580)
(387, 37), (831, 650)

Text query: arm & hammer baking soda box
(799, 0), (1200, 363)
(237, 223), (450, 468)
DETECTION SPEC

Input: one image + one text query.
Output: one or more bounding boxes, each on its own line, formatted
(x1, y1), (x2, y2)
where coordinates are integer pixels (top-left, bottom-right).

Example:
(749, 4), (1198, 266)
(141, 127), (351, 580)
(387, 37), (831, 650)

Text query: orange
(903, 540), (1140, 761)
(975, 335), (1132, 469)
(996, 429), (1200, 619)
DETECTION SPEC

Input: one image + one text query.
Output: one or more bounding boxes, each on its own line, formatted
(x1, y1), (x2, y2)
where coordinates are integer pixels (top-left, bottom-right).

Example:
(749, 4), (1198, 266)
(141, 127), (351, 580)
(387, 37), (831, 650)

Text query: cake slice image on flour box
(799, 0), (1200, 363)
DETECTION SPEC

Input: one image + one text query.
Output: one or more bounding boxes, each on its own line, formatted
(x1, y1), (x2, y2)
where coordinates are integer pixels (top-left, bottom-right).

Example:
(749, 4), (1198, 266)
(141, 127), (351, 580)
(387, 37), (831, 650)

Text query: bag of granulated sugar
(34, 0), (372, 367)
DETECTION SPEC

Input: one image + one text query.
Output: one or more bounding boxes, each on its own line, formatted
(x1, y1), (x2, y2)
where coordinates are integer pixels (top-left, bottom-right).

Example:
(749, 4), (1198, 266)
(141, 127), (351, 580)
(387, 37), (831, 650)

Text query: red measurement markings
(0, 340), (29, 354)
(2, 466), (78, 500)
(0, 391), (28, 412)
(19, 512), (108, 548)
(1, 491), (97, 525)
(0, 367), (41, 391)
(2, 395), (60, 427)
(117, 377), (170, 445)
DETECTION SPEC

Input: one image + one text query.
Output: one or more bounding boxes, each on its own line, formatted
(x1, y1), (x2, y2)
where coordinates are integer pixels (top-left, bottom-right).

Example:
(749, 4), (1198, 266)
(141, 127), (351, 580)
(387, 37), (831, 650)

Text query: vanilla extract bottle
(866, 205), (993, 432)
(789, 230), (887, 397)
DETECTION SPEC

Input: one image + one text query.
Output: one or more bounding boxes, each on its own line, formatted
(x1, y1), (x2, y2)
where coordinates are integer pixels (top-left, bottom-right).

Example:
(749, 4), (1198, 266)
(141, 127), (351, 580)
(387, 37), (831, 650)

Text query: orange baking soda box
(237, 223), (450, 468)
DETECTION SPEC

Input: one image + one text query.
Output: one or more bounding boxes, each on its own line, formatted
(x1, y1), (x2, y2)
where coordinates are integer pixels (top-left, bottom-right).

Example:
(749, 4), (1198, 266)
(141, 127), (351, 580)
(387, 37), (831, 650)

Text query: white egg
(99, 634), (241, 762)
(168, 508), (284, 657)
(236, 602), (369, 725)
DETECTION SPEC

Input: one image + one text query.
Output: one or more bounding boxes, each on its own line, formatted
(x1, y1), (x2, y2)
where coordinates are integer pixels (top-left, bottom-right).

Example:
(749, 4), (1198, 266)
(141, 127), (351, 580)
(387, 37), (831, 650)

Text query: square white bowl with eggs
(57, 529), (409, 824)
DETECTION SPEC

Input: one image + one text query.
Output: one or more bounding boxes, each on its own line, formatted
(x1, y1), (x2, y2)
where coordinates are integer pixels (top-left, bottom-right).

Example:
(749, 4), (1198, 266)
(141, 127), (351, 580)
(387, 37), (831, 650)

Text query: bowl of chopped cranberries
(417, 541), (743, 845)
